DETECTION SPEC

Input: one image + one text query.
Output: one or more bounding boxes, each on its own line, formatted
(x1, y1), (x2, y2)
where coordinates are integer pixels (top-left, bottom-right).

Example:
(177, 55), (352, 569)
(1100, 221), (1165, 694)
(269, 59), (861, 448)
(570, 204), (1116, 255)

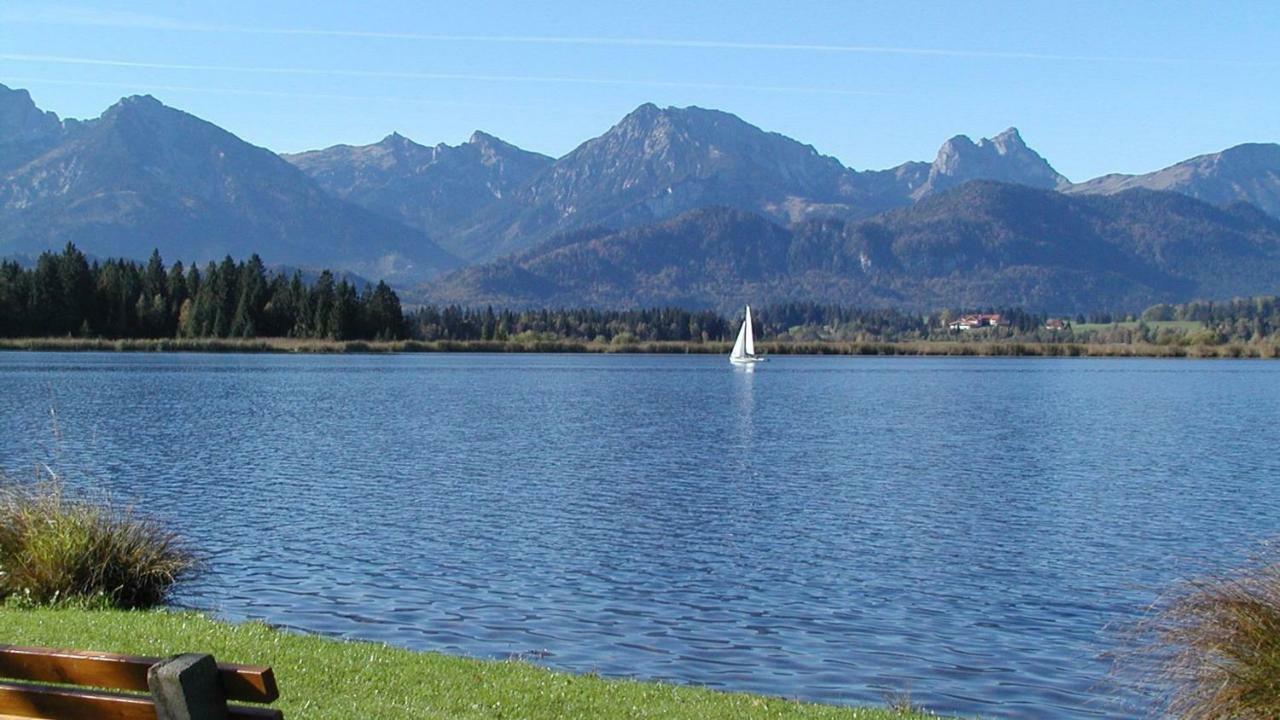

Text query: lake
(2, 353), (1278, 718)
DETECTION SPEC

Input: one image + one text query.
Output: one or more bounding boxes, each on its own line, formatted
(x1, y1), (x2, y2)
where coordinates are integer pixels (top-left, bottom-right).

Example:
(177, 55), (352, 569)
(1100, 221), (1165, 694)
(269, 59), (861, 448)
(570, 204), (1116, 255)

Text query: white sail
(730, 317), (748, 359)
(730, 304), (764, 364)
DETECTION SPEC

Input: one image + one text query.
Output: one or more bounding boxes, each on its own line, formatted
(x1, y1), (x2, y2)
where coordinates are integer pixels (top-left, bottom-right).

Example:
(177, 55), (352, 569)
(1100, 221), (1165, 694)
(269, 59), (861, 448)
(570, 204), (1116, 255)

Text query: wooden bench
(0, 645), (282, 719)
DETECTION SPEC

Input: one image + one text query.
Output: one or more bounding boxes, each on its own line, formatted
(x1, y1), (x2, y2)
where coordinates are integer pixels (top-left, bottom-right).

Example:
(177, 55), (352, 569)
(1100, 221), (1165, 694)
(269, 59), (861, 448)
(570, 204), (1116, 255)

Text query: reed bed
(0, 336), (1276, 358)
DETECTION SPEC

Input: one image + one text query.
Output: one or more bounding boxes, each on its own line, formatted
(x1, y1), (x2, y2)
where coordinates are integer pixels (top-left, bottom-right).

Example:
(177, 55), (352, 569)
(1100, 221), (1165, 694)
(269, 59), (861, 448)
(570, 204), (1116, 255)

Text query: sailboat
(729, 305), (766, 365)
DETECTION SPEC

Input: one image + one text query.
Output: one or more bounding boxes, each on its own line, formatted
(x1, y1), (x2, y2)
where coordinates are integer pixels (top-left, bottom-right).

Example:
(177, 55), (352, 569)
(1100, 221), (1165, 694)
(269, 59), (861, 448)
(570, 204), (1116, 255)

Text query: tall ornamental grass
(1143, 558), (1280, 719)
(0, 481), (198, 609)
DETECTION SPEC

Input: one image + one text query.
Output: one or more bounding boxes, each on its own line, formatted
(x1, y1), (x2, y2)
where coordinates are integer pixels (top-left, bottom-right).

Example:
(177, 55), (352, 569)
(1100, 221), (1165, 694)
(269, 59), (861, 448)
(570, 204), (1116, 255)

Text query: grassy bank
(1, 336), (1278, 358)
(0, 608), (938, 719)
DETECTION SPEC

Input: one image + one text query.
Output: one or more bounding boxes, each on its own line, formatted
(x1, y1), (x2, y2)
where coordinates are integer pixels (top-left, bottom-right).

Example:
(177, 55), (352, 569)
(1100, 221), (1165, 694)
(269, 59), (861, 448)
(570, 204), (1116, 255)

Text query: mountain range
(1065, 143), (1280, 217)
(0, 85), (459, 282)
(421, 184), (1280, 313)
(3, 81), (1279, 311)
(289, 105), (1073, 263)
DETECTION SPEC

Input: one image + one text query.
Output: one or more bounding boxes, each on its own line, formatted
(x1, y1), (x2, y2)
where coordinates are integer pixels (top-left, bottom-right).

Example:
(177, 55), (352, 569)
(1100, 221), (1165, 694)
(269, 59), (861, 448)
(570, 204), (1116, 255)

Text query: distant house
(1044, 318), (1068, 331)
(948, 313), (1008, 330)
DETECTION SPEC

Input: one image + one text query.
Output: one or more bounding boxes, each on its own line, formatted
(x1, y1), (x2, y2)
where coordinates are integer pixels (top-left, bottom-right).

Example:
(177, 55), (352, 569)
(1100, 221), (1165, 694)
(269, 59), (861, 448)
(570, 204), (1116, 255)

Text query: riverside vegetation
(3, 244), (1280, 356)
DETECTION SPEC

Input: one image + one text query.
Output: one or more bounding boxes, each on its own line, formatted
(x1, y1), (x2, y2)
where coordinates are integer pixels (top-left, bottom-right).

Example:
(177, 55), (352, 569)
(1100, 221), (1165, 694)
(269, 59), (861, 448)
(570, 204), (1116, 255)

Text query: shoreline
(0, 336), (1276, 358)
(2, 607), (937, 719)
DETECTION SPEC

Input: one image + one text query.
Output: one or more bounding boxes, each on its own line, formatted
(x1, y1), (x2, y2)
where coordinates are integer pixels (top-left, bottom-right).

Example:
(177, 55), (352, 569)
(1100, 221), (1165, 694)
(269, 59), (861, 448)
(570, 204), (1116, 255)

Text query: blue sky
(1, 1), (1276, 180)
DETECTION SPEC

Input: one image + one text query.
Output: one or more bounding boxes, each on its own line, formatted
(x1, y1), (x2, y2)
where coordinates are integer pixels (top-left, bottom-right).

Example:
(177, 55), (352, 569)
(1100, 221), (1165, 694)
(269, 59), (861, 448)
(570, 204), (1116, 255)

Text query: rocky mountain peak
(107, 94), (165, 115)
(379, 131), (414, 146)
(919, 127), (1067, 198)
(621, 102), (663, 124)
(608, 104), (756, 152)
(468, 130), (504, 147)
(988, 127), (1027, 152)
(96, 95), (198, 141)
(934, 128), (1031, 168)
(465, 130), (531, 166)
(614, 104), (760, 139)
(373, 132), (431, 163)
(932, 134), (980, 173)
(0, 84), (64, 144)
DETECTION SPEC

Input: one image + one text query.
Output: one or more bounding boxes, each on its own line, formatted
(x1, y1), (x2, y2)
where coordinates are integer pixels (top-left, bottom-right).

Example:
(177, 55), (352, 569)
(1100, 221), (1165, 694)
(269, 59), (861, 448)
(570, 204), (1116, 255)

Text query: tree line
(3, 244), (1278, 346)
(1140, 297), (1280, 342)
(0, 244), (404, 340)
(401, 303), (1052, 343)
(405, 306), (732, 343)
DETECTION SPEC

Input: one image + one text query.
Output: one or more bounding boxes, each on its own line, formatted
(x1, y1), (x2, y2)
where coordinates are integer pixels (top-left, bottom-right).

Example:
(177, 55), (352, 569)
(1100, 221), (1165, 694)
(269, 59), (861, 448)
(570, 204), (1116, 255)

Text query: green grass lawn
(0, 608), (943, 719)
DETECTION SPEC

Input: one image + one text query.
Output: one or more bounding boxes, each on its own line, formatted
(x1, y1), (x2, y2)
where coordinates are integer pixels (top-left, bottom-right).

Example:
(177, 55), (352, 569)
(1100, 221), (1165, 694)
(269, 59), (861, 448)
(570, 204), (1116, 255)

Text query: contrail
(0, 53), (900, 97)
(0, 76), (611, 115)
(3, 6), (1273, 66)
(238, 31), (1200, 65)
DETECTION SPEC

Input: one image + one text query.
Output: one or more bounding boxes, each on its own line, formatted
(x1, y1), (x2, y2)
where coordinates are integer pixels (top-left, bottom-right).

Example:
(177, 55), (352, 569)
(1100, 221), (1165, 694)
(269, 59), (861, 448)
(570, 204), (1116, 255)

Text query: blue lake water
(2, 353), (1279, 718)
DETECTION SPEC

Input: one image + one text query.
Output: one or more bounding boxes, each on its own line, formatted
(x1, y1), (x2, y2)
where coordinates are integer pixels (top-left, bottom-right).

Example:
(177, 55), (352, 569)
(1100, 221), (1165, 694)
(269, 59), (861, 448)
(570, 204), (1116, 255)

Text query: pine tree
(230, 255), (267, 337)
(366, 281), (403, 340)
(287, 272), (309, 337)
(166, 261), (188, 336)
(329, 280), (359, 340)
(58, 244), (95, 335)
(311, 271), (336, 339)
(211, 256), (238, 338)
(29, 253), (62, 335)
(142, 250), (167, 300)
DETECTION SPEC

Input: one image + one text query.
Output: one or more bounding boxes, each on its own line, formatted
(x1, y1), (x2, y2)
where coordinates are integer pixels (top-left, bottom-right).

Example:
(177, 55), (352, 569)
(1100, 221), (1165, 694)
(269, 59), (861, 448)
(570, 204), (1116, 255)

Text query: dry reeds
(1135, 558), (1280, 719)
(0, 480), (199, 609)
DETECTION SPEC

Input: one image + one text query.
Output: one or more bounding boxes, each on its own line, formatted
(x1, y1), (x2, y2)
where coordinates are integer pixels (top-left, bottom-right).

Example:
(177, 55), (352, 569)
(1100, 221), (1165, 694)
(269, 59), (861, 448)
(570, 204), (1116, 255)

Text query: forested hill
(6, 244), (1280, 349)
(0, 245), (405, 340)
(419, 182), (1280, 313)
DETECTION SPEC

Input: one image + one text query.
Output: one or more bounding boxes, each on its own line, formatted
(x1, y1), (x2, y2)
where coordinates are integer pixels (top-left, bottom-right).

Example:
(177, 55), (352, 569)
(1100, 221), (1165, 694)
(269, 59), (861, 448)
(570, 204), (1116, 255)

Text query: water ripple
(2, 354), (1280, 718)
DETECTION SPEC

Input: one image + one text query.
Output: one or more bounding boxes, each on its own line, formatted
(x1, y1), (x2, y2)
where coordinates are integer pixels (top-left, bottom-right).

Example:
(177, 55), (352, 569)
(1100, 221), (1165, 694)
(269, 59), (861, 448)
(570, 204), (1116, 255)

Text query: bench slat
(0, 647), (278, 704)
(0, 683), (282, 720)
(0, 681), (157, 720)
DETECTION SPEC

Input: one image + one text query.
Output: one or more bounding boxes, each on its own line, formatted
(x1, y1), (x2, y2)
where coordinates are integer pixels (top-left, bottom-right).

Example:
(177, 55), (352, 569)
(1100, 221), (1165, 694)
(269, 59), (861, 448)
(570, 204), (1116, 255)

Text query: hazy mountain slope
(0, 84), (72, 173)
(422, 183), (1280, 312)
(440, 104), (868, 261)
(428, 208), (794, 308)
(8, 80), (1278, 304)
(438, 106), (1076, 262)
(284, 131), (553, 256)
(282, 102), (1091, 265)
(0, 92), (459, 281)
(1068, 143), (1280, 217)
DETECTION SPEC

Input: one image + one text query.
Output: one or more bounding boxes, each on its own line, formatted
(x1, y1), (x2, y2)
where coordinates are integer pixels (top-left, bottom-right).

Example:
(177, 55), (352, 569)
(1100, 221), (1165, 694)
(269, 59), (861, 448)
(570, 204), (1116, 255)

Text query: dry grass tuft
(0, 480), (199, 609)
(1137, 558), (1280, 719)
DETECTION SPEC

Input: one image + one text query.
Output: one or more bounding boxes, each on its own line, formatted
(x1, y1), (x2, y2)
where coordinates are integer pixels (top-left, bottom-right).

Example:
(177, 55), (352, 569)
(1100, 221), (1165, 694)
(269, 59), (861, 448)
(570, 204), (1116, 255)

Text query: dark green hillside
(421, 182), (1280, 313)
